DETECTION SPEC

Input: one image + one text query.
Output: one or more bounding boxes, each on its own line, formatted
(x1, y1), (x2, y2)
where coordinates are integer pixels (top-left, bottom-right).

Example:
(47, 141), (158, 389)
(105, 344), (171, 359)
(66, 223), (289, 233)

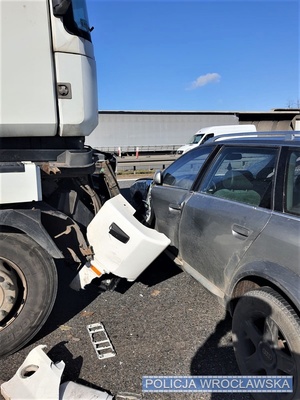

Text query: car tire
(232, 286), (300, 400)
(144, 184), (155, 227)
(0, 233), (58, 358)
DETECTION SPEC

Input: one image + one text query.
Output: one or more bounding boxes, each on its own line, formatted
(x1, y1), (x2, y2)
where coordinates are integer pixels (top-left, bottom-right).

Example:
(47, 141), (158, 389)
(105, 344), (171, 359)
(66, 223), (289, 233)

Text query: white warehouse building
(86, 109), (300, 154)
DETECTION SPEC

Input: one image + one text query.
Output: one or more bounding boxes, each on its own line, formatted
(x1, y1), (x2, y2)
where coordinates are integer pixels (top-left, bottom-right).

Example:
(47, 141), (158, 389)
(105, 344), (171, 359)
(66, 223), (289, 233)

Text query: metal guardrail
(95, 144), (182, 155)
(116, 154), (179, 174)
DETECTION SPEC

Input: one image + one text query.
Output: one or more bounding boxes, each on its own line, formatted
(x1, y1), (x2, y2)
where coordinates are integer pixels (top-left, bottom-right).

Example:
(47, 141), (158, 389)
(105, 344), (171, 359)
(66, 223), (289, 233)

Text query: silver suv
(143, 132), (300, 400)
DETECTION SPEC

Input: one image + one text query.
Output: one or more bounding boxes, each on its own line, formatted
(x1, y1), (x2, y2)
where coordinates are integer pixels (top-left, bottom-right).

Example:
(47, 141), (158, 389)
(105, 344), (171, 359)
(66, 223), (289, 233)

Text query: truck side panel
(55, 53), (98, 136)
(0, 0), (58, 137)
(0, 0), (98, 138)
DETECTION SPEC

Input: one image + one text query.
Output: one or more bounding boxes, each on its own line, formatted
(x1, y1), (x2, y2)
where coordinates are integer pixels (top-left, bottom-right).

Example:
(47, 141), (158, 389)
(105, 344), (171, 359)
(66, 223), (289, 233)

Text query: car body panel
(135, 133), (300, 396)
(147, 133), (300, 313)
(227, 211), (300, 304)
(152, 185), (191, 250)
(151, 145), (214, 249)
(178, 193), (272, 289)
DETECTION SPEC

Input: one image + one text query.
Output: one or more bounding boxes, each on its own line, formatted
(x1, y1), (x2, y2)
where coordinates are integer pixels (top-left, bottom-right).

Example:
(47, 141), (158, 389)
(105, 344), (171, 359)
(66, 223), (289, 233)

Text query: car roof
(206, 131), (300, 147)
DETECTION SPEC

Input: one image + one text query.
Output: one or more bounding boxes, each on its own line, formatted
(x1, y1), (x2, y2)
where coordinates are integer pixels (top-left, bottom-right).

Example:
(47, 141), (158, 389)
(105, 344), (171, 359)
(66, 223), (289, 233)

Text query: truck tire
(232, 286), (300, 400)
(0, 233), (58, 358)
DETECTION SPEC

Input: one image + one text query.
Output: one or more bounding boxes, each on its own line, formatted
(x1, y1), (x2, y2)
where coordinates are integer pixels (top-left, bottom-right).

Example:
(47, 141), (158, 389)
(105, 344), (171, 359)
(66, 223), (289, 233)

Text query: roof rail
(211, 131), (300, 142)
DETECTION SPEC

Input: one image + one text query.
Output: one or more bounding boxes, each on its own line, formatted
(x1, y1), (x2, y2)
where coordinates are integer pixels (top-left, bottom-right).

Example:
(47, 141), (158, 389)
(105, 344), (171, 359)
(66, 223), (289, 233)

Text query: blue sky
(86, 0), (299, 112)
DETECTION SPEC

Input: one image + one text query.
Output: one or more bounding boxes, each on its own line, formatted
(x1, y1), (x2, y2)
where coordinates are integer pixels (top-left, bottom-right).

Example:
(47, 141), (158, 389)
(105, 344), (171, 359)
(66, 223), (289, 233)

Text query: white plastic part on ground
(0, 345), (64, 400)
(0, 345), (113, 400)
(87, 322), (116, 360)
(59, 381), (113, 400)
(115, 393), (142, 399)
(71, 194), (171, 290)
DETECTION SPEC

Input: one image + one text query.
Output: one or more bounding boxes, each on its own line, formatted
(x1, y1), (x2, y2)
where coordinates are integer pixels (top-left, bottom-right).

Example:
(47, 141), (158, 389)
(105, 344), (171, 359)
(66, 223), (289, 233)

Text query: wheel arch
(227, 261), (300, 319)
(0, 209), (63, 259)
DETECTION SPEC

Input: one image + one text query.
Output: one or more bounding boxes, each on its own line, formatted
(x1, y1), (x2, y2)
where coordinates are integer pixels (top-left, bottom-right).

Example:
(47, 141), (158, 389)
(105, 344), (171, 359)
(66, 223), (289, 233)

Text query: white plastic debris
(87, 322), (116, 360)
(0, 345), (65, 400)
(71, 194), (170, 289)
(70, 263), (100, 291)
(59, 381), (113, 400)
(115, 393), (142, 400)
(0, 345), (114, 400)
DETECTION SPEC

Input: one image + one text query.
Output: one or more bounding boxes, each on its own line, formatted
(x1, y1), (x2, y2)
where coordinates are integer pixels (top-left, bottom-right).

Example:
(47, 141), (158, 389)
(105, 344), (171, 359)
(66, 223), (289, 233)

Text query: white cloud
(188, 73), (221, 90)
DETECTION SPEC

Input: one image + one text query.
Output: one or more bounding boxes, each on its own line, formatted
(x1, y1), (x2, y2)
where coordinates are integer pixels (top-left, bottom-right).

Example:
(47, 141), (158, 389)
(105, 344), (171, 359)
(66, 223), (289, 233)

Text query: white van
(176, 124), (257, 154)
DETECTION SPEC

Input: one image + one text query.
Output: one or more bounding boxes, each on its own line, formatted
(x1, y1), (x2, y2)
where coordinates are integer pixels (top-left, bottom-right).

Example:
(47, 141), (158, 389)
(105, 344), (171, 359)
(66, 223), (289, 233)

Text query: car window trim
(271, 146), (286, 213)
(191, 145), (222, 191)
(279, 146), (300, 216)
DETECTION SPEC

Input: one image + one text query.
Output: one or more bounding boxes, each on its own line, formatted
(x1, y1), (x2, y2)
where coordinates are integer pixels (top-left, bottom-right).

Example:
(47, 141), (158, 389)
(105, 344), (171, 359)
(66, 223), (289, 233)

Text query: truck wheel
(0, 233), (58, 358)
(232, 287), (300, 400)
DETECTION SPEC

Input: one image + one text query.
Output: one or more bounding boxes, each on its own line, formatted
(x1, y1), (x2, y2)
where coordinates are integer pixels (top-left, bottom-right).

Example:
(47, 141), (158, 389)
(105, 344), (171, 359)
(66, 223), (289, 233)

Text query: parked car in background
(132, 131), (300, 400)
(176, 124), (256, 154)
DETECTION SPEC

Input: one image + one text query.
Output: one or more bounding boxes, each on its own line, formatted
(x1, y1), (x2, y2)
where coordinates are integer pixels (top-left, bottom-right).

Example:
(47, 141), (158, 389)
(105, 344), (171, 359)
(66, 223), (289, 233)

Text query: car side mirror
(154, 170), (163, 185)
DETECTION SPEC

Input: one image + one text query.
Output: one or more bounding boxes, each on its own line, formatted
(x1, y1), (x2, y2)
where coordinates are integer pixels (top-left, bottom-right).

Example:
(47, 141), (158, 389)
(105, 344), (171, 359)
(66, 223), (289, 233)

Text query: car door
(151, 145), (214, 252)
(178, 145), (278, 293)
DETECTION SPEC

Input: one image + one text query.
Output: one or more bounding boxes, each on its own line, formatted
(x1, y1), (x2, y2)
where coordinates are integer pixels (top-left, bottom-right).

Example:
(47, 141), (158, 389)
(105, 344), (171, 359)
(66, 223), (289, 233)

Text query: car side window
(163, 146), (213, 190)
(199, 146), (277, 208)
(201, 133), (214, 144)
(285, 150), (300, 216)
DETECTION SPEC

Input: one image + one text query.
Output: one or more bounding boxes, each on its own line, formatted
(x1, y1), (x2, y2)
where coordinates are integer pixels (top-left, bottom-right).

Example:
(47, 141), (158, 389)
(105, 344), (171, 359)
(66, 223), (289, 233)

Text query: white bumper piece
(0, 345), (113, 400)
(78, 194), (170, 286)
(0, 345), (64, 400)
(87, 194), (170, 280)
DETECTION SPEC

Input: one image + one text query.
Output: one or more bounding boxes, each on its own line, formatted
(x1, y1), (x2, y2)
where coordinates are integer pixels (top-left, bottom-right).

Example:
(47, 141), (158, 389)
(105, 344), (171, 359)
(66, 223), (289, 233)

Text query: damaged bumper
(71, 194), (170, 290)
(0, 345), (113, 400)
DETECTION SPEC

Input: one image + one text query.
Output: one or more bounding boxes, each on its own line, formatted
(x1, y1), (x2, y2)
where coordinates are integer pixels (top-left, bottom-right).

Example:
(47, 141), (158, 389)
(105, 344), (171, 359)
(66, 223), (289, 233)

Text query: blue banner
(142, 376), (293, 393)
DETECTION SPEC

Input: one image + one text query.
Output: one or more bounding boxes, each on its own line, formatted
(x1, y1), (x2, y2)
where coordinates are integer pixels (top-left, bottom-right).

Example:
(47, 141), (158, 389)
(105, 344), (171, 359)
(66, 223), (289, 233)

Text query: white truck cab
(0, 0), (170, 359)
(0, 0), (98, 138)
(177, 124), (257, 154)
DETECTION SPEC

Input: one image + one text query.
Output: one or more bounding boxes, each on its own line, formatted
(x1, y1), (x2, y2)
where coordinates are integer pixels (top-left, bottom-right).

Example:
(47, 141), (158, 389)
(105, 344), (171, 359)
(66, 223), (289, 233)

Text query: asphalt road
(0, 180), (252, 400)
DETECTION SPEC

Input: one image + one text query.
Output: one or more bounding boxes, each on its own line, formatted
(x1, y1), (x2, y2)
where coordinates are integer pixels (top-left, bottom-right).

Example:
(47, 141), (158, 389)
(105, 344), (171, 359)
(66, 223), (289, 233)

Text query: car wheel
(144, 183), (155, 227)
(232, 286), (300, 400)
(0, 233), (58, 358)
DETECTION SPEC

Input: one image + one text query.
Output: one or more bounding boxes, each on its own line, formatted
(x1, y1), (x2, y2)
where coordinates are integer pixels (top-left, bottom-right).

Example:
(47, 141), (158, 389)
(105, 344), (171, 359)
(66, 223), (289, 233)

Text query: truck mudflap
(71, 194), (171, 290)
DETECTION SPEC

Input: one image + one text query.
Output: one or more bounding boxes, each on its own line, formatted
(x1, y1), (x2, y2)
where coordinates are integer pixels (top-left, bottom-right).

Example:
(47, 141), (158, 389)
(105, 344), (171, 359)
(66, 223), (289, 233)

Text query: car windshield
(189, 134), (204, 144)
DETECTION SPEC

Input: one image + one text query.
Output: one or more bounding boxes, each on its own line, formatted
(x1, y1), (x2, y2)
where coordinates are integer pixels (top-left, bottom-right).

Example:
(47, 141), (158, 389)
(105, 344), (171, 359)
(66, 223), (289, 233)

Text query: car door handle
(168, 203), (182, 212)
(232, 224), (251, 239)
